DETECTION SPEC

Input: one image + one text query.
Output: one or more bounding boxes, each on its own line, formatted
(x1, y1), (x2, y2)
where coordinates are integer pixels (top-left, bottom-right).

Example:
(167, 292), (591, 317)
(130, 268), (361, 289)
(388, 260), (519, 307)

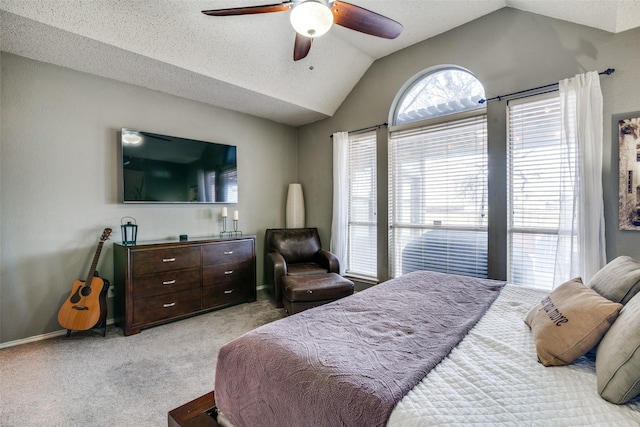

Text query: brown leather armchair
(264, 228), (340, 307)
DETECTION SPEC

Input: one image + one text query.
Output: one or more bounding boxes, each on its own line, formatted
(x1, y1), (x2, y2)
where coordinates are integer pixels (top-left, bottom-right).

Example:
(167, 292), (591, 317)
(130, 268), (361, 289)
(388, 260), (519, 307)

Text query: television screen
(120, 128), (238, 203)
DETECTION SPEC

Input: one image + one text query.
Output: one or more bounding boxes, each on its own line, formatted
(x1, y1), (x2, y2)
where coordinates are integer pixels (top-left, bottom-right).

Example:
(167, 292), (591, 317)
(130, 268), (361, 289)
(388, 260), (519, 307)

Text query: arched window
(388, 67), (488, 278)
(392, 67), (485, 126)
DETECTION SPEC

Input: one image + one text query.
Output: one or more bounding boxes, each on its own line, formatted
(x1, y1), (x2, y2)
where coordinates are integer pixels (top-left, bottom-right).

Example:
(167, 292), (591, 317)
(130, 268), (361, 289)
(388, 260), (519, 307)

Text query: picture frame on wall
(619, 115), (640, 230)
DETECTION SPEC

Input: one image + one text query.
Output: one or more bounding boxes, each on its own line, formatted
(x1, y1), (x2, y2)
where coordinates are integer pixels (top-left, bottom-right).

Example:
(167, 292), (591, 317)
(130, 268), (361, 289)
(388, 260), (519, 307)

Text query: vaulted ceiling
(1, 1), (639, 126)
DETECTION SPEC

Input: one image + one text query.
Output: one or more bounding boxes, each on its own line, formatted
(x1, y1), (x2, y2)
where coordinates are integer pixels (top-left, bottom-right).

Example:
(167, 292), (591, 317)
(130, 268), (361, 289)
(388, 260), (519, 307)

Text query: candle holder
(220, 208), (233, 239)
(219, 216), (232, 238)
(231, 219), (243, 237)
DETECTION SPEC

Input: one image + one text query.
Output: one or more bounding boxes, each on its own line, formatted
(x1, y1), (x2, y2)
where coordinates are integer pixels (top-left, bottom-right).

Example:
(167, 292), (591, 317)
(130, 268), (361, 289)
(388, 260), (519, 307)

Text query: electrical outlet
(107, 286), (115, 298)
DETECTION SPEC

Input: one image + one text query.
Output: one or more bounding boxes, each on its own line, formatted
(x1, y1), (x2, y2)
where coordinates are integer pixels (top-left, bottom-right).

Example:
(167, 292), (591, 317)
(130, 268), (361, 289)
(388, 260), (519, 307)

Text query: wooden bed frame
(168, 391), (219, 427)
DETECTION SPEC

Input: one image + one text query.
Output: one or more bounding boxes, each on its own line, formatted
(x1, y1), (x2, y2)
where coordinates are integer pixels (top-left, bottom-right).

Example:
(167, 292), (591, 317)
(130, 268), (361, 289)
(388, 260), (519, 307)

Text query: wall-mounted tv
(120, 128), (238, 204)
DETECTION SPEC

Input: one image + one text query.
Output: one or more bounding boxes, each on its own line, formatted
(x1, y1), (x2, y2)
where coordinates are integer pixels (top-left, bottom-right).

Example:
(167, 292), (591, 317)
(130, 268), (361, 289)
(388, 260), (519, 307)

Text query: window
(205, 171), (216, 202)
(508, 94), (572, 289)
(347, 131), (377, 279)
(394, 67), (485, 125)
(389, 67), (487, 278)
(220, 168), (238, 203)
(204, 168), (238, 203)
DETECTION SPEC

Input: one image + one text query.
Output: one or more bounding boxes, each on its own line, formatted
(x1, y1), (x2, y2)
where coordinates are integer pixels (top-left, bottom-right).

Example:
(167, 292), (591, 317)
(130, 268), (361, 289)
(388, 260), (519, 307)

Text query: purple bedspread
(215, 271), (505, 427)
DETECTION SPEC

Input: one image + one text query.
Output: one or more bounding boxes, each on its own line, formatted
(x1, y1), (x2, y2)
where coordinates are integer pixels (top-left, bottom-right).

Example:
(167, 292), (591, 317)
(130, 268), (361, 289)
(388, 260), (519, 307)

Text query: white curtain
(556, 71), (606, 285)
(331, 131), (349, 275)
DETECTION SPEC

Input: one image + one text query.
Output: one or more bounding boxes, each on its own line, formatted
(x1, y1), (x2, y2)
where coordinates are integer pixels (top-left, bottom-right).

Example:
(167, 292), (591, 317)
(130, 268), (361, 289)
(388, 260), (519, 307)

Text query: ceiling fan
(202, 0), (403, 61)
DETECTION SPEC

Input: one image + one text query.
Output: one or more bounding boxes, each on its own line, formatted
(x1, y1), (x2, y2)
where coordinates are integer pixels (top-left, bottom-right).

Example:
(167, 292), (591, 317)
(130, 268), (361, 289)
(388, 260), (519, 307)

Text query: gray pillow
(588, 256), (640, 304)
(596, 291), (640, 404)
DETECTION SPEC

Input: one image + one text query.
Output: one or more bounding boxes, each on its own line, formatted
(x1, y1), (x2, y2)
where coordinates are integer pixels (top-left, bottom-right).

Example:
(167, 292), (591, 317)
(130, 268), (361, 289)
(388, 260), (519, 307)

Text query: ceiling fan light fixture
(290, 0), (333, 38)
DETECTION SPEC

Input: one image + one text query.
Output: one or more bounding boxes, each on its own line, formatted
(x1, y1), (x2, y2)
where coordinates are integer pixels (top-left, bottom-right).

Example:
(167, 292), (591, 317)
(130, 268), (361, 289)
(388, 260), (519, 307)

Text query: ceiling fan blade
(293, 33), (312, 61)
(202, 1), (292, 16)
(330, 1), (403, 39)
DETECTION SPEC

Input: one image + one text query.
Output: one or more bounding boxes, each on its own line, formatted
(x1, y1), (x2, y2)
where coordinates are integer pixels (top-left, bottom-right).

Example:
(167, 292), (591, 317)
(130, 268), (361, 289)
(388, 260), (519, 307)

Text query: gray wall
(297, 8), (640, 281)
(3, 7), (640, 345)
(0, 53), (297, 344)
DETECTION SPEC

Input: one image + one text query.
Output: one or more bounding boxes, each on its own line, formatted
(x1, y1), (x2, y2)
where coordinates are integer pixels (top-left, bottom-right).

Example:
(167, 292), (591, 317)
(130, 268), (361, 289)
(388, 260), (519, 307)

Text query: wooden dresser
(113, 236), (256, 336)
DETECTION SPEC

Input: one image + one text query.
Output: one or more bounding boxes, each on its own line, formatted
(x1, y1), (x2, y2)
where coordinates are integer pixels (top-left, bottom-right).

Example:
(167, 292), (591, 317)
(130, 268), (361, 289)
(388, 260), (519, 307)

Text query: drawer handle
(224, 289), (234, 294)
(223, 251), (234, 255)
(224, 270), (234, 275)
(162, 280), (176, 285)
(163, 302), (176, 308)
(163, 258), (176, 263)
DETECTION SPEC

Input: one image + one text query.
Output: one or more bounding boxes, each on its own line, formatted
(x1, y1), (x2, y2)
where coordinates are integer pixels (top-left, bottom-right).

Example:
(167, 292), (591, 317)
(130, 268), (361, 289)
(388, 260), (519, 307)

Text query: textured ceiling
(1, 0), (639, 127)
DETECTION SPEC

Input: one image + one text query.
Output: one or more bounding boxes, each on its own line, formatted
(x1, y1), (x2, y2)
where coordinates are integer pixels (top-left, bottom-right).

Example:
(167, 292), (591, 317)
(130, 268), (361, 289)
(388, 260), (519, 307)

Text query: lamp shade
(286, 183), (305, 228)
(290, 0), (333, 37)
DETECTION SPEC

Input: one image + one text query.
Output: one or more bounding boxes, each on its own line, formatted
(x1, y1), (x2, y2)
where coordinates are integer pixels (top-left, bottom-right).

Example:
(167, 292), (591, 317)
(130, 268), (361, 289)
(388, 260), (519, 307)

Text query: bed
(211, 269), (640, 426)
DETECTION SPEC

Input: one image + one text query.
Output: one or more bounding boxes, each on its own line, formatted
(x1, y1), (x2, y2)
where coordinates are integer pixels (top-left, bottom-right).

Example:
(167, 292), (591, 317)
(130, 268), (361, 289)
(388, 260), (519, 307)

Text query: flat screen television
(120, 128), (238, 203)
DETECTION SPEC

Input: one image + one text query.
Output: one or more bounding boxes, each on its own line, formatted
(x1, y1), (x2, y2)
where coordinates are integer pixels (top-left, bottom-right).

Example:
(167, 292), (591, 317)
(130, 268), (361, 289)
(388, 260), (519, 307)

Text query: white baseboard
(1, 287), (269, 349)
(0, 318), (115, 350)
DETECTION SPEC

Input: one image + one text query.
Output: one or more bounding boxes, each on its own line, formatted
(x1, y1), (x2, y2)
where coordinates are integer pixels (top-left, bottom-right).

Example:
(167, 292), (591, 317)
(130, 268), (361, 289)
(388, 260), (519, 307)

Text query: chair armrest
(267, 251), (287, 305)
(314, 250), (340, 274)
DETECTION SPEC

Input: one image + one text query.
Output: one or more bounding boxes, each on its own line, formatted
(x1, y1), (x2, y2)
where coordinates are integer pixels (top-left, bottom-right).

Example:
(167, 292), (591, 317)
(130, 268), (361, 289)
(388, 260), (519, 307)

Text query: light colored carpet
(0, 290), (284, 426)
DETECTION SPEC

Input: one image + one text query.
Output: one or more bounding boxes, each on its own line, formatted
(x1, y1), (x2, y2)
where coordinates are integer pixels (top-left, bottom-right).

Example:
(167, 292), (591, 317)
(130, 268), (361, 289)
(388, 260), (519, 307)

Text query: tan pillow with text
(525, 277), (622, 367)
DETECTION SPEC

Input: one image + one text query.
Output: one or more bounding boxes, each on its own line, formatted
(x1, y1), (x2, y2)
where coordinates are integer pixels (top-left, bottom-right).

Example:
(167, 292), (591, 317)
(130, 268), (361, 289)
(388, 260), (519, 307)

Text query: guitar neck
(84, 241), (105, 286)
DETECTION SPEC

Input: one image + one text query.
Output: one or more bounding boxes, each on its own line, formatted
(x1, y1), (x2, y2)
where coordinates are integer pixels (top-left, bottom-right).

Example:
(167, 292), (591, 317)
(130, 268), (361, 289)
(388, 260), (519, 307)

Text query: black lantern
(121, 216), (138, 246)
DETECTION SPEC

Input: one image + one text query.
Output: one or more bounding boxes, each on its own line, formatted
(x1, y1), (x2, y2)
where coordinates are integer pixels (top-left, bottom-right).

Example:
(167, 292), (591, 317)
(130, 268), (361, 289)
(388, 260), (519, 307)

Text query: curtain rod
(330, 123), (388, 138)
(479, 68), (615, 104)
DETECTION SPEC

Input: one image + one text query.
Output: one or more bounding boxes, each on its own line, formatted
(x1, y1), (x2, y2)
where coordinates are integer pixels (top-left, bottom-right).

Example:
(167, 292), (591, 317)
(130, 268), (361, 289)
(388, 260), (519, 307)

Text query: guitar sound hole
(70, 287), (82, 303)
(80, 286), (92, 297)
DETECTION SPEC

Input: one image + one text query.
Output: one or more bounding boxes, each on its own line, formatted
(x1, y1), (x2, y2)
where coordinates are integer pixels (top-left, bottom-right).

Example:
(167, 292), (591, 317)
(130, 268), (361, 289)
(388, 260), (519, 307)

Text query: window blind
(220, 168), (238, 203)
(347, 131), (377, 279)
(389, 114), (488, 278)
(508, 94), (571, 289)
(205, 171), (216, 202)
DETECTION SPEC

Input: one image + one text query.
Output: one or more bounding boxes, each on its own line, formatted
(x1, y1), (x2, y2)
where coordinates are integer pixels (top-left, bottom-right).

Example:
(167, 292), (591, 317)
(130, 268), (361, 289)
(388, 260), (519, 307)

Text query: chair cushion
(287, 263), (328, 276)
(283, 273), (354, 302)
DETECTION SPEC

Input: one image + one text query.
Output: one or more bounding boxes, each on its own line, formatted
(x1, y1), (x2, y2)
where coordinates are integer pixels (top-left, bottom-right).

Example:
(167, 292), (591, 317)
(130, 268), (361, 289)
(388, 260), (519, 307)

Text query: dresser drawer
(202, 240), (253, 266)
(202, 260), (253, 288)
(133, 268), (201, 299)
(132, 246), (200, 275)
(133, 289), (201, 325)
(202, 282), (247, 308)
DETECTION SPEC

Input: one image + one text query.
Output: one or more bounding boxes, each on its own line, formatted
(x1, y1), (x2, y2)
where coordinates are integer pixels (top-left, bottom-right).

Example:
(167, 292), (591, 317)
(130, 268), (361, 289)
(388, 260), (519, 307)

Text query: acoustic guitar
(58, 228), (112, 336)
